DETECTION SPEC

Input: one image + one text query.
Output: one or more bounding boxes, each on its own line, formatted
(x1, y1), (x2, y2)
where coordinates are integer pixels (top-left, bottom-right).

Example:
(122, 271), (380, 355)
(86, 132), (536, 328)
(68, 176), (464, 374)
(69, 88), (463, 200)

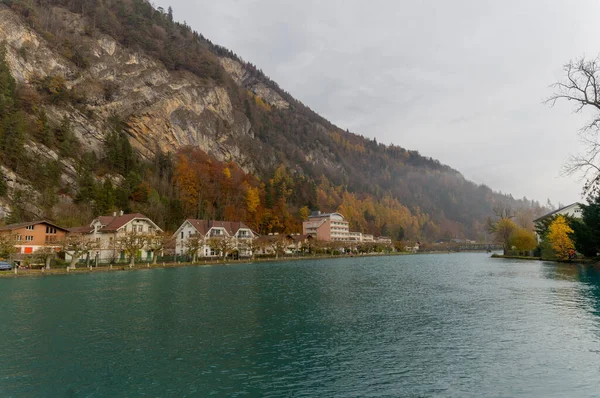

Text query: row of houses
(0, 210), (393, 262)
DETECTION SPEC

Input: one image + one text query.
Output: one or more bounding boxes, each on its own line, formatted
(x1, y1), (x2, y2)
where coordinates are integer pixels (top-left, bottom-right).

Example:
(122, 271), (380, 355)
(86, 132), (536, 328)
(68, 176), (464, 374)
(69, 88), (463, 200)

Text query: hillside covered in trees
(0, 0), (547, 240)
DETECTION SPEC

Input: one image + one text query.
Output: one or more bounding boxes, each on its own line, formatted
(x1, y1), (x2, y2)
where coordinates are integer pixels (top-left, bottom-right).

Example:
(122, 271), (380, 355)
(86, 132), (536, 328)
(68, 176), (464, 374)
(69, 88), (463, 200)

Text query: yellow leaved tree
(510, 228), (537, 253)
(547, 215), (575, 260)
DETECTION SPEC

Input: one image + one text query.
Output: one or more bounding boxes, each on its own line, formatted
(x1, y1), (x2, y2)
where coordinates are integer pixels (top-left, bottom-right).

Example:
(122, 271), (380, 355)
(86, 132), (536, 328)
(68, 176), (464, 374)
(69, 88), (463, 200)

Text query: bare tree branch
(548, 56), (600, 196)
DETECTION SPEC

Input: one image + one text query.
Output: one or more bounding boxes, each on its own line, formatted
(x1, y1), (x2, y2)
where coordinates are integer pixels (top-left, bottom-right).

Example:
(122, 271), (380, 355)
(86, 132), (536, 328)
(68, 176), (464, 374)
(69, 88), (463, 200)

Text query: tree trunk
(130, 256), (135, 268)
(70, 254), (77, 269)
(45, 256), (51, 270)
(153, 251), (158, 264)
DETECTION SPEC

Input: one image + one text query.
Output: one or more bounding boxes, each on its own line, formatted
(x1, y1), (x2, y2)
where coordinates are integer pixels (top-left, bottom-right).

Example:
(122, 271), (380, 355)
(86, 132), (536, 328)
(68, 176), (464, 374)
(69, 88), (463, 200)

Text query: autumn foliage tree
(116, 231), (149, 267)
(147, 231), (174, 264)
(62, 235), (98, 269)
(489, 218), (518, 255)
(184, 233), (204, 262)
(547, 216), (575, 260)
(509, 228), (537, 254)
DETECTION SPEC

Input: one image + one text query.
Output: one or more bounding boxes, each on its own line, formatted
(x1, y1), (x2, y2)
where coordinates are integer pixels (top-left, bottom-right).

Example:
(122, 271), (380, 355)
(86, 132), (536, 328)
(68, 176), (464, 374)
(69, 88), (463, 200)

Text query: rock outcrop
(0, 5), (259, 169)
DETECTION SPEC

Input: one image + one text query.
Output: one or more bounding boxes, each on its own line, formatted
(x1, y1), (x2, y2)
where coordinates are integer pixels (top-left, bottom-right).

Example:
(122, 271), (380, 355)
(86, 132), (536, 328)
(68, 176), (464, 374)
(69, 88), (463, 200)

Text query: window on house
(26, 225), (34, 230)
(46, 226), (57, 234)
(181, 231), (184, 239)
(25, 236), (34, 241)
(15, 235), (21, 241)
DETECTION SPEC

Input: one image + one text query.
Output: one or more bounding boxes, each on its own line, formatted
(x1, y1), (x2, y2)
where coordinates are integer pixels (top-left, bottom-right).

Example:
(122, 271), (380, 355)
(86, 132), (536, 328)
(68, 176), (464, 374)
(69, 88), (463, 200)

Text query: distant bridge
(421, 243), (503, 252)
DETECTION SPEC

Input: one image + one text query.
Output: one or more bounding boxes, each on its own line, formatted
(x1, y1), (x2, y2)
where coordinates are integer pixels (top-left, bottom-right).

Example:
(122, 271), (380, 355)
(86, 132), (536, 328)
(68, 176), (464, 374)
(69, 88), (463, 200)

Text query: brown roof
(67, 226), (94, 234)
(186, 219), (253, 236)
(0, 220), (68, 232)
(255, 235), (292, 243)
(96, 213), (158, 232)
(288, 234), (312, 242)
(69, 213), (160, 234)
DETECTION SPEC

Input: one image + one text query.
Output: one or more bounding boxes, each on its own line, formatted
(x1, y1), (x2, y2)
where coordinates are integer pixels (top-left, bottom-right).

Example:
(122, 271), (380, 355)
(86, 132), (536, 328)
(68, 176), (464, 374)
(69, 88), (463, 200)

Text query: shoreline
(0, 252), (412, 279)
(0, 251), (505, 279)
(491, 254), (597, 264)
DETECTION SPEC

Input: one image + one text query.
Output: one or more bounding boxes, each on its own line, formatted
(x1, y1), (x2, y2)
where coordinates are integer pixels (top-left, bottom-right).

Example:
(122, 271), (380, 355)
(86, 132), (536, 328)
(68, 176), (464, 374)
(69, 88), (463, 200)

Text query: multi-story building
(347, 232), (363, 242)
(302, 211), (350, 242)
(173, 219), (258, 257)
(362, 234), (374, 243)
(376, 236), (393, 245)
(0, 220), (68, 254)
(69, 212), (162, 262)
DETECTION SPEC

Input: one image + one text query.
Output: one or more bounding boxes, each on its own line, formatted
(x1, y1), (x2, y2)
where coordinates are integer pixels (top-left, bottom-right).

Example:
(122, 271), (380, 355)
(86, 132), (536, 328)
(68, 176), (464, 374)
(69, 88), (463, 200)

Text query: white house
(173, 219), (259, 258)
(69, 212), (162, 263)
(533, 202), (582, 241)
(534, 202), (583, 222)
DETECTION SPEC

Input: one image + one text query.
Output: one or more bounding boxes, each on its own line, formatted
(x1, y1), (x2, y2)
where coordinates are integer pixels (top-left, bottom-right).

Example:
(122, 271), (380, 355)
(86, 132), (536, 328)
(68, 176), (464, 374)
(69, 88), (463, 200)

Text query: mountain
(0, 0), (547, 239)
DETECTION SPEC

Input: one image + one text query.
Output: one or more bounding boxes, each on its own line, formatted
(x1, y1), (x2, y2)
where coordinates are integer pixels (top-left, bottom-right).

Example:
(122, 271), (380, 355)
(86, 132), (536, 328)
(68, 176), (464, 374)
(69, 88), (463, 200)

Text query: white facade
(533, 203), (582, 242)
(173, 220), (258, 258)
(347, 232), (362, 242)
(71, 215), (162, 263)
(534, 203), (582, 222)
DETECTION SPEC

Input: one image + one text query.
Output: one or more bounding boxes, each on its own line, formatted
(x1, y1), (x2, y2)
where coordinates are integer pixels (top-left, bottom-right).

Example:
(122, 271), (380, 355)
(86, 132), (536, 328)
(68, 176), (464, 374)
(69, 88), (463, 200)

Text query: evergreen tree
(0, 43), (16, 118)
(571, 197), (600, 258)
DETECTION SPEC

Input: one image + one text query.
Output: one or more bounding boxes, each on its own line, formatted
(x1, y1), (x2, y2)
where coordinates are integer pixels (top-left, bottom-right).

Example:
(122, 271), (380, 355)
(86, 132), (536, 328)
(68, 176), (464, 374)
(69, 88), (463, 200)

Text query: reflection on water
(2, 254), (600, 397)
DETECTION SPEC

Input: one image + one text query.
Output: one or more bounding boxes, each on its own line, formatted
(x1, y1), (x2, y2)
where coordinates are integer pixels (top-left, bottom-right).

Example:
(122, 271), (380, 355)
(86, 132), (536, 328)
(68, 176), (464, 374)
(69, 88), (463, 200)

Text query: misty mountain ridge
(0, 0), (547, 239)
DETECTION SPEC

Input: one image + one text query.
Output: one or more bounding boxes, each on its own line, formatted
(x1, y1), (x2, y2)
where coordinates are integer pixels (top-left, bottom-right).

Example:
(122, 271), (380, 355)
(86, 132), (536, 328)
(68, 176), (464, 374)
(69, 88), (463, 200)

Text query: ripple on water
(2, 254), (600, 396)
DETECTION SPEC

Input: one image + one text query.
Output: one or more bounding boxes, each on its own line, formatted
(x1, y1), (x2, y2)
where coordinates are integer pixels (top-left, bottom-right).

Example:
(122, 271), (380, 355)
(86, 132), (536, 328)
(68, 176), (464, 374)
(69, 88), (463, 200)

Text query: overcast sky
(154, 0), (600, 206)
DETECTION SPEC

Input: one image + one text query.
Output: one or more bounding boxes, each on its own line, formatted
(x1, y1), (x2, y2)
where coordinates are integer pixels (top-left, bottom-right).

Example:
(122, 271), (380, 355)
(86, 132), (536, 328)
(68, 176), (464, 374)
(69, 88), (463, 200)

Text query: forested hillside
(0, 0), (547, 240)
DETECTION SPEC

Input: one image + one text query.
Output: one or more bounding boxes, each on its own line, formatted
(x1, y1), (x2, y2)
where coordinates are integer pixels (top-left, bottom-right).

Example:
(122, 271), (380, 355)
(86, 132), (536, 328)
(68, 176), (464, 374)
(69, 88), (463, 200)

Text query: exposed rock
(218, 56), (290, 109)
(0, 6), (261, 173)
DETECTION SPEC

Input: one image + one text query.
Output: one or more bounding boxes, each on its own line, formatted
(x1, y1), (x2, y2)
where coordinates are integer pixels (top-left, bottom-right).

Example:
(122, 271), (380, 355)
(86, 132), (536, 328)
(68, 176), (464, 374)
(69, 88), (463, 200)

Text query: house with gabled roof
(533, 203), (582, 224)
(173, 219), (259, 257)
(0, 220), (68, 254)
(69, 212), (162, 262)
(533, 202), (582, 242)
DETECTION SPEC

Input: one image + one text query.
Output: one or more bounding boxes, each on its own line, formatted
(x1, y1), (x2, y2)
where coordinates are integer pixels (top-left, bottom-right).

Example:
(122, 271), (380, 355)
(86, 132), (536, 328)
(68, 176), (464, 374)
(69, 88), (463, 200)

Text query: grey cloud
(155, 0), (600, 204)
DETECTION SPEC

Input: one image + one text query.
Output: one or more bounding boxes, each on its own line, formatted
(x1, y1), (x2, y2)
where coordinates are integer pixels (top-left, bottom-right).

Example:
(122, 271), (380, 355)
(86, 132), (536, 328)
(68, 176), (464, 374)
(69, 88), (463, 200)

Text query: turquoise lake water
(2, 253), (600, 397)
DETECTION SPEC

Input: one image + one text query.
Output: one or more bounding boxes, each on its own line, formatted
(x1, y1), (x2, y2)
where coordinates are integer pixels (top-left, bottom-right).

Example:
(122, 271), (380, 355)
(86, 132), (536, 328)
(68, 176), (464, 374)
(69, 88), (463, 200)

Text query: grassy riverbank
(0, 252), (413, 278)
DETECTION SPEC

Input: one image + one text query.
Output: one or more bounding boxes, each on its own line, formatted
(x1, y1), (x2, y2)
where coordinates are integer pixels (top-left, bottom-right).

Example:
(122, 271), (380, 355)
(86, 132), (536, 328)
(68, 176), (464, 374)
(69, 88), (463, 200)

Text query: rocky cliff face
(0, 1), (543, 236)
(218, 57), (290, 110)
(0, 6), (267, 171)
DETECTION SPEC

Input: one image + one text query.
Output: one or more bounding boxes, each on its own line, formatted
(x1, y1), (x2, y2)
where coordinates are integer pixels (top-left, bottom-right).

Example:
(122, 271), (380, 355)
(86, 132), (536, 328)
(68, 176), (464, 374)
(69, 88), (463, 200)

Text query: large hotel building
(302, 212), (350, 242)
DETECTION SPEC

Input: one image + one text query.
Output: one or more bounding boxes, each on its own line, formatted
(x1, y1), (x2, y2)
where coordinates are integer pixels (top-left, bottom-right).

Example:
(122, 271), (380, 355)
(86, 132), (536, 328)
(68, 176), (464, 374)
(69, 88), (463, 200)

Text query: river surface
(2, 253), (600, 397)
